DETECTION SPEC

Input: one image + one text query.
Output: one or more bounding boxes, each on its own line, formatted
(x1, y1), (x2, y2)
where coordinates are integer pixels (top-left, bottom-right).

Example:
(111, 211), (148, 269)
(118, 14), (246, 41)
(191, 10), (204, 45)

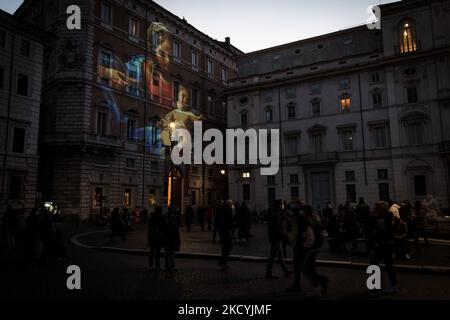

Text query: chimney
(225, 37), (230, 45)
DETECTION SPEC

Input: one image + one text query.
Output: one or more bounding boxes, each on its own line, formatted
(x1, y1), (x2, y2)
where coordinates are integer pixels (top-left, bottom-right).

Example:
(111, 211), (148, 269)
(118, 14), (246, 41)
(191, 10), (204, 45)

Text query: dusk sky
(1, 0), (399, 52)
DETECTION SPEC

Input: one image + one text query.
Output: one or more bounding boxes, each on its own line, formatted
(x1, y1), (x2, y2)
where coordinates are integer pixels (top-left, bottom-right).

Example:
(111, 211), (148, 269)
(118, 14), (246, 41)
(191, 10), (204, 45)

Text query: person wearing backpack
(288, 205), (328, 295)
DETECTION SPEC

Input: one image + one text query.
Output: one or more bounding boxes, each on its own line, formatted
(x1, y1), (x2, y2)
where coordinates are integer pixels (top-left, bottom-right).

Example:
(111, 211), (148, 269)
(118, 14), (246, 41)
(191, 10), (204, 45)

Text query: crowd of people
(0, 205), (67, 263)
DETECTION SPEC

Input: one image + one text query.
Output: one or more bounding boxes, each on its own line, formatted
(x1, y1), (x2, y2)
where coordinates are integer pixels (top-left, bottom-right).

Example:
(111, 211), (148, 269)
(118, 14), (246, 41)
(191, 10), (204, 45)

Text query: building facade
(16, 0), (240, 218)
(227, 0), (450, 213)
(0, 10), (52, 215)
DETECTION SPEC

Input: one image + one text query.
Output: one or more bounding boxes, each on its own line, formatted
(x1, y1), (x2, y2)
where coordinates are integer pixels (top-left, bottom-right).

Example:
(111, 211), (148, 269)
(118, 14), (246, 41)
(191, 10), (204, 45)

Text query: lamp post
(168, 114), (176, 210)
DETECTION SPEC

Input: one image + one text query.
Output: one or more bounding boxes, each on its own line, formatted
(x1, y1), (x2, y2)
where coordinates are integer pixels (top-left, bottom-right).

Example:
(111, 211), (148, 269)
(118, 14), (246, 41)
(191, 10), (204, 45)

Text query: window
(173, 40), (181, 59)
(241, 112), (248, 126)
(290, 174), (299, 185)
(0, 29), (5, 48)
(20, 39), (30, 57)
(9, 176), (23, 199)
(12, 128), (25, 153)
(287, 103), (296, 119)
(17, 74), (28, 96)
(377, 169), (389, 180)
(312, 100), (321, 117)
(243, 184), (251, 201)
(378, 183), (390, 201)
(129, 16), (138, 37)
(152, 31), (160, 48)
(0, 67), (4, 90)
(371, 72), (381, 83)
(127, 119), (137, 141)
(173, 81), (180, 102)
(191, 51), (198, 67)
(346, 184), (356, 202)
(207, 95), (213, 113)
(286, 136), (298, 156)
(264, 92), (273, 102)
(290, 187), (299, 199)
(97, 112), (107, 135)
(345, 170), (356, 182)
(191, 88), (199, 108)
(372, 91), (383, 108)
(101, 2), (113, 25)
(126, 158), (136, 168)
(406, 122), (425, 145)
(152, 72), (160, 87)
(340, 94), (351, 112)
(373, 127), (388, 148)
(267, 188), (276, 206)
(124, 188), (132, 207)
(414, 175), (427, 197)
(99, 51), (112, 82)
(311, 84), (321, 95)
(207, 59), (213, 75)
(94, 188), (104, 207)
(407, 87), (418, 103)
(265, 108), (273, 123)
(339, 79), (351, 90)
(242, 172), (251, 179)
(267, 176), (275, 185)
(400, 20), (417, 53)
(286, 87), (296, 98)
(221, 67), (228, 81)
(312, 134), (324, 154)
(342, 130), (354, 151)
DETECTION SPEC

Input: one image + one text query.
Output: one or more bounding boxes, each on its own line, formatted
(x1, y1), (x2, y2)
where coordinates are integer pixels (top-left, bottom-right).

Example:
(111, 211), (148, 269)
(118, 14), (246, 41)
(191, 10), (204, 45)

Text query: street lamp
(168, 114), (176, 210)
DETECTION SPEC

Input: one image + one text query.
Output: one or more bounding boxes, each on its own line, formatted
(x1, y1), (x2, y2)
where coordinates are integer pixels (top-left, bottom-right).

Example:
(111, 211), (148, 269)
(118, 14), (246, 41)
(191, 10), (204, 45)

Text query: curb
(70, 231), (450, 275)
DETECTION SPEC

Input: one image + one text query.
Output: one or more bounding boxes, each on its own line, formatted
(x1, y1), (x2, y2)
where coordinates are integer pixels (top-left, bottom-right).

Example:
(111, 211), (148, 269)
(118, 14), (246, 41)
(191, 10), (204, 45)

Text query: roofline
(241, 24), (370, 57)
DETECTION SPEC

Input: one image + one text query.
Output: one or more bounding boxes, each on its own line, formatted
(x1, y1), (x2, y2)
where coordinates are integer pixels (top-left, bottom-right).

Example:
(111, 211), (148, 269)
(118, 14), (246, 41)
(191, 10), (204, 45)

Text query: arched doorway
(168, 166), (183, 210)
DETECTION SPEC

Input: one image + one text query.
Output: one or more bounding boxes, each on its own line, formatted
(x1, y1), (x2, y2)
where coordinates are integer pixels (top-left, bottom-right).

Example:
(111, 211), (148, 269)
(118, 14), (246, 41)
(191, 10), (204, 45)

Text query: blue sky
(1, 0), (399, 52)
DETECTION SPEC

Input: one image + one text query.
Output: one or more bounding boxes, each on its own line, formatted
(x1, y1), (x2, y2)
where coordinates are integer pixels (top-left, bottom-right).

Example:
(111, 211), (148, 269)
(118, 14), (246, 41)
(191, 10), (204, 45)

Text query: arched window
(400, 20), (417, 53)
(340, 94), (351, 113)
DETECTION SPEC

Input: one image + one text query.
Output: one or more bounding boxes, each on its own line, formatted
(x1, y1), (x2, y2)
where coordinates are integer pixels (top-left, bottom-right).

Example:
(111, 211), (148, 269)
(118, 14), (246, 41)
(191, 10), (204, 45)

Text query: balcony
(439, 141), (450, 154)
(298, 152), (338, 164)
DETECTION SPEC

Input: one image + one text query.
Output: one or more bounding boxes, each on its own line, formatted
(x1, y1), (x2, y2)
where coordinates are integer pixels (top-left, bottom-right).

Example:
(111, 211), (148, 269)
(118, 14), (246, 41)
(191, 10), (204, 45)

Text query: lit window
(242, 172), (251, 179)
(400, 20), (417, 53)
(340, 94), (351, 112)
(124, 188), (132, 207)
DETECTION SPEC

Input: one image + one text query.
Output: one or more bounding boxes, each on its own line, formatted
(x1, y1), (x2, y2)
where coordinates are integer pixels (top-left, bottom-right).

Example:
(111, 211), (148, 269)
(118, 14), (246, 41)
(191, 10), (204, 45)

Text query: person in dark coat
(197, 205), (206, 231)
(265, 200), (292, 279)
(218, 200), (234, 267)
(212, 201), (223, 243)
(185, 205), (194, 232)
(110, 208), (126, 242)
(238, 202), (251, 242)
(164, 214), (181, 271)
(148, 206), (166, 270)
(370, 201), (398, 293)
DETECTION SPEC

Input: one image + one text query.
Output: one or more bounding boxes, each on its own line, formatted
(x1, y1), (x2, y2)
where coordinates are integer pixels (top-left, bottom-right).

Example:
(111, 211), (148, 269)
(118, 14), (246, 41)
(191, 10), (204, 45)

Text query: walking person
(218, 200), (234, 267)
(212, 201), (222, 244)
(110, 208), (126, 242)
(185, 205), (194, 232)
(147, 206), (166, 271)
(288, 205), (327, 295)
(370, 202), (398, 293)
(197, 205), (206, 231)
(164, 214), (181, 272)
(265, 200), (292, 279)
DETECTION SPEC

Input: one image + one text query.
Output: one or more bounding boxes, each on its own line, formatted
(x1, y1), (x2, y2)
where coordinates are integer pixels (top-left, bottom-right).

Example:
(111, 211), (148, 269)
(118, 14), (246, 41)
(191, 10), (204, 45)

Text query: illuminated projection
(96, 21), (204, 154)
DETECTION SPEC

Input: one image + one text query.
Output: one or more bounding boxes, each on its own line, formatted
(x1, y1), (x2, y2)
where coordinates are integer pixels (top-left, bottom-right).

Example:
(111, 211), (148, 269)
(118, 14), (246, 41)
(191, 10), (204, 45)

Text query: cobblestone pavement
(1, 242), (450, 300)
(1, 222), (450, 301)
(78, 222), (450, 268)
